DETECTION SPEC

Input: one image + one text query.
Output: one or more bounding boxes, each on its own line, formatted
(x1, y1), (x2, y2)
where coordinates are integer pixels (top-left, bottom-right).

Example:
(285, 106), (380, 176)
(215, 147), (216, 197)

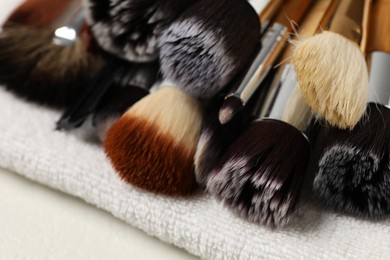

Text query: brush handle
(368, 52), (390, 106)
(366, 0), (390, 53)
(325, 0), (365, 45)
(227, 23), (287, 105)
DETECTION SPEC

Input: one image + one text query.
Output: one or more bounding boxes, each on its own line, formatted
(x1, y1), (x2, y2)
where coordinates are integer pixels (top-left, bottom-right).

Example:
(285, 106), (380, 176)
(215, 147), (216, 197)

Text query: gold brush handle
(367, 0), (390, 53)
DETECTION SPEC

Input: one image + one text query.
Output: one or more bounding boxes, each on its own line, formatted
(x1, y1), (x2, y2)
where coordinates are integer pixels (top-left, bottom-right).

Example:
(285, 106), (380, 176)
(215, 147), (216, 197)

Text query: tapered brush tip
(292, 31), (369, 129)
(218, 96), (244, 125)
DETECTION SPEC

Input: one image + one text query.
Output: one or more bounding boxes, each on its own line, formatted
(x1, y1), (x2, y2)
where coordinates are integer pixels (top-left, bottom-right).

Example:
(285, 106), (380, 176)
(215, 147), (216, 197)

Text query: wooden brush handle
(272, 0), (312, 33)
(259, 0), (283, 23)
(3, 0), (74, 28)
(366, 0), (390, 53)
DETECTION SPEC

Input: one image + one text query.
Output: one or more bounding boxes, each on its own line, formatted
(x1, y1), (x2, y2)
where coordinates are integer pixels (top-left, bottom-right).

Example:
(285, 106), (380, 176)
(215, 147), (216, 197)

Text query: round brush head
(314, 103), (390, 219)
(85, 0), (194, 62)
(104, 86), (203, 195)
(0, 26), (102, 108)
(292, 31), (369, 130)
(207, 119), (310, 228)
(159, 0), (260, 99)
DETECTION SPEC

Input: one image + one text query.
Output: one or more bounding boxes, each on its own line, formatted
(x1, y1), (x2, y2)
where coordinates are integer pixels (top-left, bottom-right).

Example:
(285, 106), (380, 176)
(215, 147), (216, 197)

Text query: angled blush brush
(0, 7), (103, 109)
(3, 0), (73, 29)
(158, 0), (261, 100)
(313, 0), (390, 219)
(84, 0), (194, 62)
(219, 0), (311, 125)
(292, 0), (369, 130)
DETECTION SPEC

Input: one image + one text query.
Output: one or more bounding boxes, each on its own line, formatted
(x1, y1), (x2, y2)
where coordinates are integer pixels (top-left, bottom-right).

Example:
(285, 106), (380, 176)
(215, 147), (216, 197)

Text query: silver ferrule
(368, 51), (390, 107)
(53, 10), (85, 47)
(256, 64), (297, 120)
(229, 23), (288, 105)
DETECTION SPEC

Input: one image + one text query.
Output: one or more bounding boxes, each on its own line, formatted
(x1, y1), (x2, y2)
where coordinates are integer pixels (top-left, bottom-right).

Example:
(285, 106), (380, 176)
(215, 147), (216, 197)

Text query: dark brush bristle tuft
(207, 119), (310, 228)
(314, 103), (390, 219)
(218, 95), (244, 125)
(85, 0), (194, 62)
(0, 26), (102, 109)
(159, 0), (260, 99)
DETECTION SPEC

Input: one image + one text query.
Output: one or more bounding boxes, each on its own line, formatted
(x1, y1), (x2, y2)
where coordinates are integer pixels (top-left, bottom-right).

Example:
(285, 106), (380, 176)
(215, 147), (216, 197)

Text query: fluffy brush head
(104, 86), (203, 195)
(292, 31), (369, 129)
(84, 0), (194, 62)
(314, 103), (390, 219)
(0, 26), (102, 108)
(159, 0), (260, 99)
(207, 119), (310, 228)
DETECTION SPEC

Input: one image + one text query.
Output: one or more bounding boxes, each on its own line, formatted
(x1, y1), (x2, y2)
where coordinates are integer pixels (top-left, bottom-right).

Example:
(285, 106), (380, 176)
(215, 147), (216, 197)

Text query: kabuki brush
(3, 0), (73, 29)
(84, 0), (194, 62)
(219, 0), (312, 125)
(104, 0), (260, 196)
(0, 5), (103, 108)
(206, 0), (334, 228)
(292, 0), (369, 130)
(313, 0), (390, 219)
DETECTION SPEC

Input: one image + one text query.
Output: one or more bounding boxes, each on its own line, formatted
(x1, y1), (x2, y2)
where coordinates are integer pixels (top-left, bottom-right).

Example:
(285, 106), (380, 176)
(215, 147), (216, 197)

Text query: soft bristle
(292, 31), (369, 129)
(0, 27), (102, 108)
(314, 103), (390, 219)
(85, 0), (194, 62)
(104, 87), (203, 195)
(159, 0), (260, 99)
(207, 119), (310, 228)
(218, 96), (244, 125)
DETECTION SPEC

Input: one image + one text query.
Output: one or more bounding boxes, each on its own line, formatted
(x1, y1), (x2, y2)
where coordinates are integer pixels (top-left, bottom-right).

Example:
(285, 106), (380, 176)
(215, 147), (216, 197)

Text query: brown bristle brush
(84, 0), (195, 62)
(313, 0), (390, 219)
(104, 0), (261, 196)
(0, 2), (103, 109)
(292, 0), (369, 130)
(205, 0), (334, 228)
(3, 0), (73, 29)
(218, 0), (312, 125)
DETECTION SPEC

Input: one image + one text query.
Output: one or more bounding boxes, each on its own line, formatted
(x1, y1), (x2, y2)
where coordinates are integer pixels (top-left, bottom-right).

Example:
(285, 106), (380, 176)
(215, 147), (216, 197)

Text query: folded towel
(1, 2), (390, 259)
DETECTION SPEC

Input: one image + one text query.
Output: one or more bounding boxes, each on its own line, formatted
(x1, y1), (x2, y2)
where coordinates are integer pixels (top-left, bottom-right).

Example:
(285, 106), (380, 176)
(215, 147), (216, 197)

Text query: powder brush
(313, 0), (390, 219)
(292, 0), (369, 130)
(84, 0), (194, 62)
(218, 0), (311, 125)
(0, 7), (103, 109)
(158, 0), (261, 100)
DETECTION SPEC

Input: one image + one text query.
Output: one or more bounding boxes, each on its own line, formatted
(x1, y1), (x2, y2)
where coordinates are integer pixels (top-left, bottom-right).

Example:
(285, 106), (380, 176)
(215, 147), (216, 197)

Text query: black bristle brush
(104, 0), (261, 196)
(313, 0), (390, 219)
(84, 0), (195, 62)
(0, 6), (103, 109)
(206, 63), (312, 228)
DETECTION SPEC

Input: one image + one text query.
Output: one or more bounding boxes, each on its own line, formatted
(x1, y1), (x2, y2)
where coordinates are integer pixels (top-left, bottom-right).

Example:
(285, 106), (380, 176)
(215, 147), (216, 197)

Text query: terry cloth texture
(1, 2), (390, 259)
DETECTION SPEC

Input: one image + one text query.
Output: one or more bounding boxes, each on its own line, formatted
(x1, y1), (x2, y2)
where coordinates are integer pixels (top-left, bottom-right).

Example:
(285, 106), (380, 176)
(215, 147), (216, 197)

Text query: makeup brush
(292, 0), (369, 130)
(219, 0), (311, 125)
(313, 0), (390, 219)
(0, 7), (103, 109)
(84, 0), (194, 62)
(158, 0), (261, 100)
(3, 0), (73, 28)
(104, 0), (261, 195)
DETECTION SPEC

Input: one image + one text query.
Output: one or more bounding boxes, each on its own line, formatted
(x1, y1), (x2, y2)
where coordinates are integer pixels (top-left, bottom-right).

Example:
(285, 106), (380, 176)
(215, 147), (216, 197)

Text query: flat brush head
(207, 119), (310, 228)
(292, 31), (369, 129)
(85, 0), (194, 62)
(159, 0), (260, 99)
(218, 96), (244, 125)
(104, 86), (203, 195)
(0, 26), (102, 108)
(314, 103), (390, 219)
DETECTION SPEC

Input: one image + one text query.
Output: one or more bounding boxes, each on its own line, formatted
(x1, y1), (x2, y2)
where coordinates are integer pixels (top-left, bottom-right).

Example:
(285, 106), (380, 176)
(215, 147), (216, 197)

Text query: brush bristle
(292, 31), (369, 129)
(207, 119), (310, 228)
(85, 0), (194, 62)
(218, 96), (244, 125)
(0, 27), (102, 108)
(314, 103), (390, 219)
(104, 86), (203, 195)
(159, 0), (260, 99)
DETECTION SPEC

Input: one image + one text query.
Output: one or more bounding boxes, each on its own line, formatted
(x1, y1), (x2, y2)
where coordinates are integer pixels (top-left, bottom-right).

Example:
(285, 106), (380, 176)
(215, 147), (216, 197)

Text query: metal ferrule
(227, 23), (288, 105)
(53, 10), (85, 47)
(368, 51), (390, 107)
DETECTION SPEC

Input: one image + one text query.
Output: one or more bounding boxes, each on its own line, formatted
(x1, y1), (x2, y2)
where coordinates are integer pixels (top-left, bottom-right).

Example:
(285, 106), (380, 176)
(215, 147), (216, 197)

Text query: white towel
(1, 2), (390, 259)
